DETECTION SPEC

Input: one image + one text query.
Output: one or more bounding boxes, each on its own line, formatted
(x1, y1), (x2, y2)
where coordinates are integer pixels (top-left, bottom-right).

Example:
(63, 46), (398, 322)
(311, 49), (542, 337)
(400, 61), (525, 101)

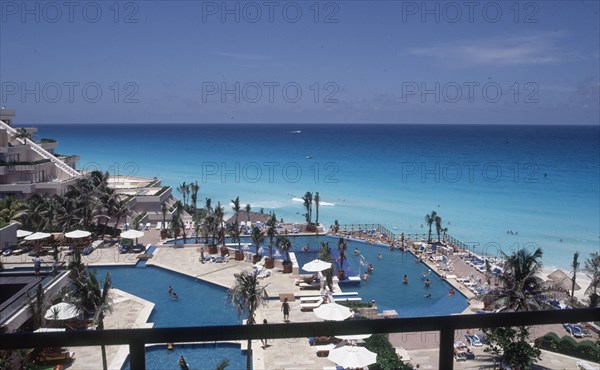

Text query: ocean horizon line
(22, 122), (600, 127)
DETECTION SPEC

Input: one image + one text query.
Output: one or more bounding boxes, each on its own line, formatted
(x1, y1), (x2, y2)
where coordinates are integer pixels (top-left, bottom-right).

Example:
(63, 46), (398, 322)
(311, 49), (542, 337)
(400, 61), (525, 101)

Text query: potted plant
(337, 237), (347, 280)
(229, 224), (244, 261)
(276, 236), (293, 273)
(251, 226), (264, 264)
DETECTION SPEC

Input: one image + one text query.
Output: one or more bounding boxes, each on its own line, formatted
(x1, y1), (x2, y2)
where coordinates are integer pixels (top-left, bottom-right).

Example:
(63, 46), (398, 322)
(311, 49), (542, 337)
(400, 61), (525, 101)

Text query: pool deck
(5, 229), (598, 369)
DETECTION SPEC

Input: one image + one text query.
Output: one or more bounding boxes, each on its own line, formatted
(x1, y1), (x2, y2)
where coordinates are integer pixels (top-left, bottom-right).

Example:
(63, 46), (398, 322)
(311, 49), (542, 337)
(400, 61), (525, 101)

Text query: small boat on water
(289, 130), (302, 134)
(305, 156), (313, 159)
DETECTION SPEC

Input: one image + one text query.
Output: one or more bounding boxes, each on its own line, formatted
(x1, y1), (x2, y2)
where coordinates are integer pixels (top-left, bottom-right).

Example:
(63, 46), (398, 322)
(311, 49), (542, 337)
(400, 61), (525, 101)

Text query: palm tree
(160, 202), (168, 231)
(214, 202), (226, 248)
(584, 252), (600, 307)
(232, 196), (241, 225)
(484, 247), (557, 312)
(424, 211), (437, 242)
(434, 215), (442, 243)
(177, 182), (189, 207)
(314, 192), (320, 227)
(228, 223), (241, 252)
(571, 251), (580, 301)
(319, 241), (332, 262)
(190, 181), (200, 216)
(0, 196), (25, 224)
(333, 219), (339, 233)
(27, 285), (45, 330)
(245, 204), (251, 221)
(68, 270), (113, 370)
(337, 237), (348, 277)
(302, 192), (313, 225)
(227, 270), (268, 370)
(266, 213), (277, 260)
(13, 127), (32, 141)
(276, 236), (292, 264)
(251, 227), (265, 258)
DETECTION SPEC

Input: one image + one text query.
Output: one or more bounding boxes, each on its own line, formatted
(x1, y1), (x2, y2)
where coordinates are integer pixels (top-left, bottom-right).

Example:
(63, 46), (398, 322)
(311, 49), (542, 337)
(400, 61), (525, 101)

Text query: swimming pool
(91, 264), (239, 328)
(165, 235), (469, 317)
(122, 343), (246, 370)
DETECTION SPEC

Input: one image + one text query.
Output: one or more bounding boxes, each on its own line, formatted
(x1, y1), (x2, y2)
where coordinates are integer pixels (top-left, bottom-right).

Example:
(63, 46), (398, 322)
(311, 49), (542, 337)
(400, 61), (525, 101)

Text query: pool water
(246, 234), (468, 317)
(122, 343), (247, 370)
(166, 234), (468, 317)
(91, 265), (239, 328)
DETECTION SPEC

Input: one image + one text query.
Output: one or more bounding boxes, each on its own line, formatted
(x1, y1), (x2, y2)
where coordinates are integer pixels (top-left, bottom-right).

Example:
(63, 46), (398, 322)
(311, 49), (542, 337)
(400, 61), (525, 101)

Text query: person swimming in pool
(367, 264), (374, 273)
(424, 278), (431, 288)
(172, 292), (178, 300)
(377, 253), (382, 259)
(425, 293), (431, 298)
(403, 275), (408, 285)
(354, 248), (360, 255)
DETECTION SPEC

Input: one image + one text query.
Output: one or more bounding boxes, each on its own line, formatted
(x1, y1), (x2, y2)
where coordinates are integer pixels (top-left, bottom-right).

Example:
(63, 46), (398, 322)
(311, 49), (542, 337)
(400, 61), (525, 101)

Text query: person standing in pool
(403, 275), (408, 285)
(424, 278), (431, 288)
(281, 298), (290, 322)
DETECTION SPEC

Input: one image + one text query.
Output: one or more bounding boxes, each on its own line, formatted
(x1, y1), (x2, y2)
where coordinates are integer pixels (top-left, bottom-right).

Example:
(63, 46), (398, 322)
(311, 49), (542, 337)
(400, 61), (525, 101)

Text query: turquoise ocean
(35, 124), (599, 270)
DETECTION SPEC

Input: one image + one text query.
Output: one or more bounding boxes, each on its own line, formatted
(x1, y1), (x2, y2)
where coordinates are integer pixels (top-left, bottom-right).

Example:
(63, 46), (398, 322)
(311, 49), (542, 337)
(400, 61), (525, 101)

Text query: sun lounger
(466, 334), (483, 347)
(456, 274), (473, 283)
(156, 222), (162, 230)
(299, 282), (321, 290)
(300, 297), (324, 310)
(333, 297), (361, 302)
(212, 254), (229, 263)
(300, 296), (323, 303)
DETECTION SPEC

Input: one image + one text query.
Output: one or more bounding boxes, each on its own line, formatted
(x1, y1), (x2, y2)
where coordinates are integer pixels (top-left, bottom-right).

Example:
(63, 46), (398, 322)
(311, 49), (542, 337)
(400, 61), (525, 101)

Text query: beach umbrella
(328, 345), (377, 368)
(547, 269), (569, 281)
(335, 334), (372, 341)
(313, 303), (352, 321)
(302, 259), (332, 272)
(34, 328), (66, 333)
(17, 230), (33, 238)
(557, 277), (580, 291)
(65, 230), (91, 239)
(44, 302), (79, 320)
(24, 232), (52, 241)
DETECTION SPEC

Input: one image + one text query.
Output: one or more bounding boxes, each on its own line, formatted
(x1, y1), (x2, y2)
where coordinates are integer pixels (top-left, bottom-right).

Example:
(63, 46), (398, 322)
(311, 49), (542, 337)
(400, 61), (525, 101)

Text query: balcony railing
(0, 308), (598, 369)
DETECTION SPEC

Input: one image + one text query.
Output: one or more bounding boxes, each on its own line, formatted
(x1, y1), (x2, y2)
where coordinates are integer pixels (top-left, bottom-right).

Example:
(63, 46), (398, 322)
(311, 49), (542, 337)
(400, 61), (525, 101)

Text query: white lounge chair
(145, 222), (151, 230)
(300, 297), (323, 310)
(155, 222), (162, 230)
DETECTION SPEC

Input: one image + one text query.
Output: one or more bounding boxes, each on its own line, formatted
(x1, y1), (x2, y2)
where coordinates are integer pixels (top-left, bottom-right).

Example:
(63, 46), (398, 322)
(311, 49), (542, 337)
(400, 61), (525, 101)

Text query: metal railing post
(439, 327), (455, 369)
(129, 341), (145, 369)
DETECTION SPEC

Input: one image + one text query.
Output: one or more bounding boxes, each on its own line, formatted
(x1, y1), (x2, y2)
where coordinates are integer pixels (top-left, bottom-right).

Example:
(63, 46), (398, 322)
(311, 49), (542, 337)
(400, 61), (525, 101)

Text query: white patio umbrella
(120, 230), (144, 239)
(24, 232), (52, 241)
(328, 345), (377, 368)
(302, 259), (331, 272)
(65, 230), (91, 239)
(44, 302), (79, 320)
(335, 333), (372, 340)
(17, 230), (33, 238)
(313, 303), (352, 321)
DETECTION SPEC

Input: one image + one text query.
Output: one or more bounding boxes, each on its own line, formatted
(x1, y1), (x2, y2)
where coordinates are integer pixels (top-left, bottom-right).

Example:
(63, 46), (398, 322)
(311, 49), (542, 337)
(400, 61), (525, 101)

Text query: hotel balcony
(0, 308), (597, 369)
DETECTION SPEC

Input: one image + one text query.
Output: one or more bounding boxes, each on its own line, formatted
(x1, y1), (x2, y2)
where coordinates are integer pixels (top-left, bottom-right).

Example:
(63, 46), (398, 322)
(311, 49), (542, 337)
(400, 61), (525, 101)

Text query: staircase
(0, 119), (80, 179)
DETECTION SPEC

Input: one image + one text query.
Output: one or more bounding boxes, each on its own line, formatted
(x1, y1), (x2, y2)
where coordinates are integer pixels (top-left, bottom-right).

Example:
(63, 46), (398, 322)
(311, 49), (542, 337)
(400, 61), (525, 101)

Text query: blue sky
(0, 0), (598, 124)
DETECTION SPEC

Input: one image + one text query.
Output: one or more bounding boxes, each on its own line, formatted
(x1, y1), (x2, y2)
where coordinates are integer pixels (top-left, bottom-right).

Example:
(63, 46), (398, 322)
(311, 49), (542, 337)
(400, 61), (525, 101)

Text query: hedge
(535, 332), (600, 363)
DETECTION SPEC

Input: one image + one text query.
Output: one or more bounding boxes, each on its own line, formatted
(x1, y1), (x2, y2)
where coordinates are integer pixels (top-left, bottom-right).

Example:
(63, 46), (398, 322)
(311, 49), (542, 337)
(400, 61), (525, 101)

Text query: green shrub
(574, 340), (600, 362)
(534, 332), (560, 351)
(557, 336), (578, 356)
(364, 334), (411, 370)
